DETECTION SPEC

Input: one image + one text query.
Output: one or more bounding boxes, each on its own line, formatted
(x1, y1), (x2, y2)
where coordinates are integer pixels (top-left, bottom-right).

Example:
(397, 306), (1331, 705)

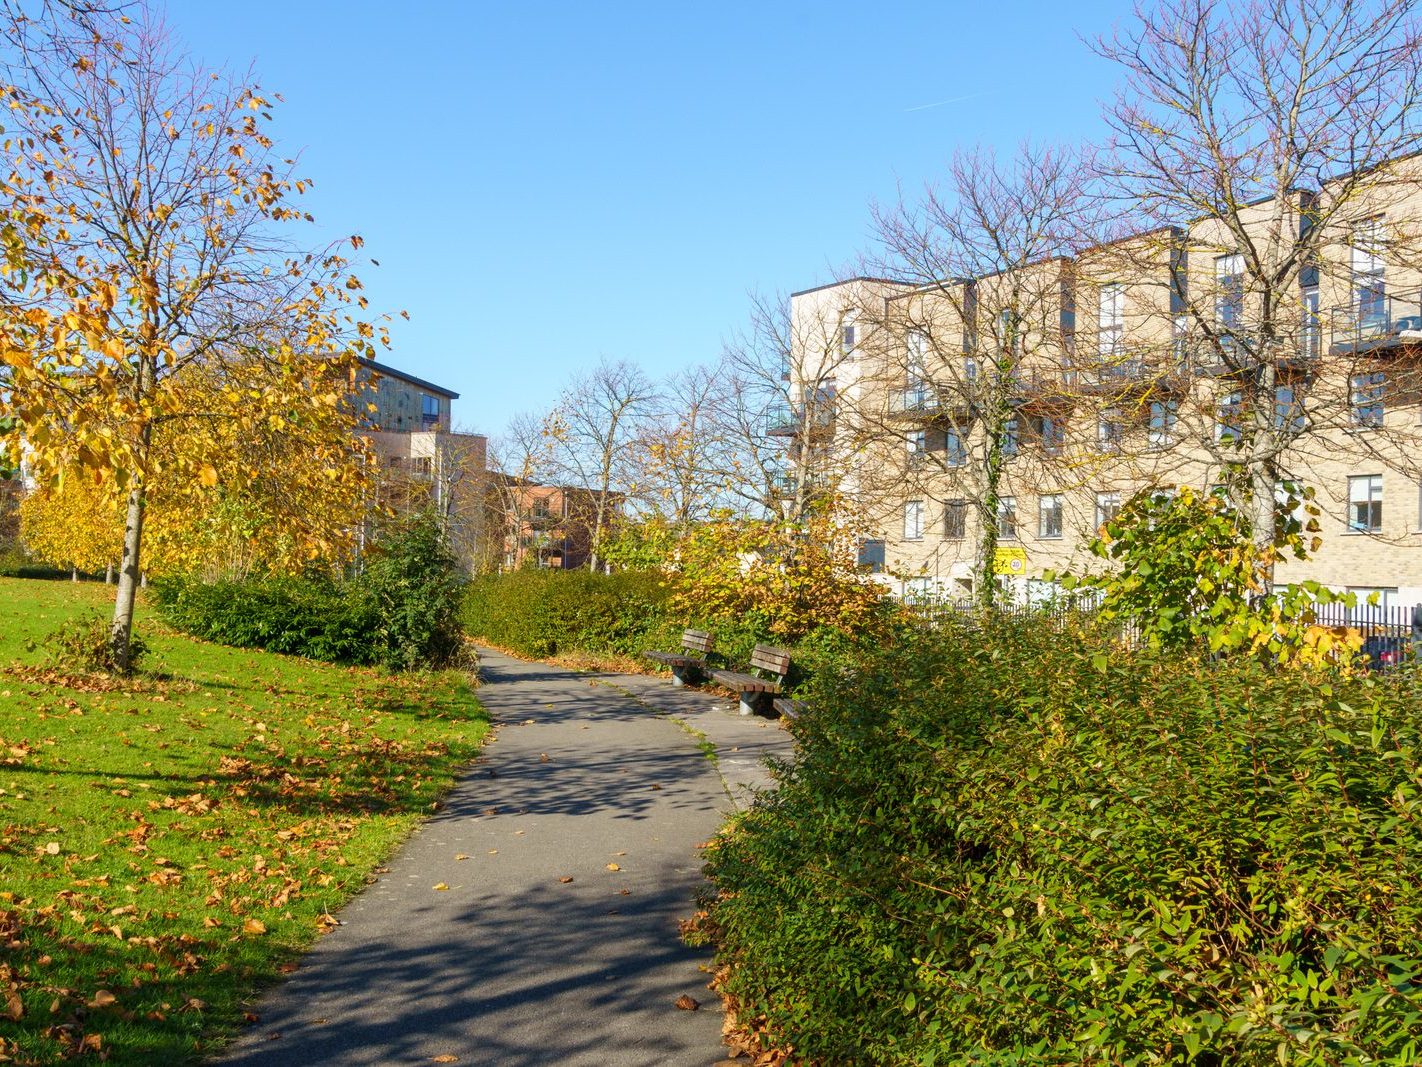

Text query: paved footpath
(216, 648), (792, 1067)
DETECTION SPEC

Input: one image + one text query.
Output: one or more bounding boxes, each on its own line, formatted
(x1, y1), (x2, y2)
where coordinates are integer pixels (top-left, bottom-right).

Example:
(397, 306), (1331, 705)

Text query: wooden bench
(709, 644), (792, 716)
(772, 697), (808, 720)
(643, 628), (715, 687)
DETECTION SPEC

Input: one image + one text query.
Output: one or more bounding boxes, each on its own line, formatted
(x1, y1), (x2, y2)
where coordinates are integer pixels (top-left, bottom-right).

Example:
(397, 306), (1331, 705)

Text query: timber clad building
(782, 164), (1422, 614)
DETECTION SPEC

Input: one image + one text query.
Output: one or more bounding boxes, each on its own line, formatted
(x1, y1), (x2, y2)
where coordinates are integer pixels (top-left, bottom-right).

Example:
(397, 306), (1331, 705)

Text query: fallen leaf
(43, 841), (60, 855)
(558, 876), (574, 884)
(89, 990), (117, 1009)
(432, 1056), (459, 1064)
(243, 918), (267, 935)
(433, 883), (450, 891)
(454, 854), (470, 861)
(675, 994), (700, 1011)
(487, 850), (498, 855)
(539, 753), (550, 763)
(4, 992), (22, 1020)
(606, 863), (621, 872)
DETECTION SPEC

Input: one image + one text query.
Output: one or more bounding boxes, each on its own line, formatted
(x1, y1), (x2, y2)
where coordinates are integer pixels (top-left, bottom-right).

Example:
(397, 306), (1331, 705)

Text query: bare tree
(543, 359), (658, 571)
(1095, 0), (1422, 587)
(637, 362), (732, 527)
(868, 145), (1106, 607)
(485, 410), (556, 571)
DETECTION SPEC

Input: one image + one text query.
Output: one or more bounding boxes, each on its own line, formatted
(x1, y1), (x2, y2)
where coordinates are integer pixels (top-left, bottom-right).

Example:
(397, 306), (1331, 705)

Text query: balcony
(764, 400), (834, 438)
(1080, 358), (1185, 396)
(1329, 287), (1422, 355)
(768, 469), (798, 498)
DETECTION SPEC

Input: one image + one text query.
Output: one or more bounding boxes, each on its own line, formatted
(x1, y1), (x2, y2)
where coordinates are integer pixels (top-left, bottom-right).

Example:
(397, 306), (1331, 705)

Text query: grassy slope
(0, 579), (488, 1064)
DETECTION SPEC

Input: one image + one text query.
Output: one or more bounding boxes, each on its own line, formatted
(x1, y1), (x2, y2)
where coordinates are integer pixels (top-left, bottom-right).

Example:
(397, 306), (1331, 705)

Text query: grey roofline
(790, 276), (911, 298)
(359, 357), (460, 399)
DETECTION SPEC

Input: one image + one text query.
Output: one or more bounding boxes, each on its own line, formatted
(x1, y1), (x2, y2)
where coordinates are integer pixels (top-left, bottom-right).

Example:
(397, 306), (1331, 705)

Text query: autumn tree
(18, 468), (122, 578)
(543, 358), (658, 571)
(486, 410), (555, 571)
(0, 6), (381, 668)
(869, 145), (1104, 608)
(1095, 0), (1422, 590)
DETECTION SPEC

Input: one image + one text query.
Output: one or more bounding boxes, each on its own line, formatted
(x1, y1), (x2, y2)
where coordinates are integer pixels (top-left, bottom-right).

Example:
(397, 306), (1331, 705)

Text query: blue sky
(174, 1), (1129, 435)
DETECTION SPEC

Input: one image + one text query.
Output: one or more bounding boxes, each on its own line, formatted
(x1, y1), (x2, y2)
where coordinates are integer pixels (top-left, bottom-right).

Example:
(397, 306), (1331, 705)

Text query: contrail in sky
(904, 91), (989, 112)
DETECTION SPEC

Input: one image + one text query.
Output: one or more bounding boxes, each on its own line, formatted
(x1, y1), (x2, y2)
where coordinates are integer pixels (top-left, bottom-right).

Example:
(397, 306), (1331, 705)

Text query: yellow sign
(992, 546), (1028, 575)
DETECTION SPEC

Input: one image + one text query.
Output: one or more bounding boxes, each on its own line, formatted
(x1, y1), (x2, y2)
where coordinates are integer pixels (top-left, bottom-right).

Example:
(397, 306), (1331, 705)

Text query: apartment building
(358, 360), (491, 572)
(782, 166), (1422, 613)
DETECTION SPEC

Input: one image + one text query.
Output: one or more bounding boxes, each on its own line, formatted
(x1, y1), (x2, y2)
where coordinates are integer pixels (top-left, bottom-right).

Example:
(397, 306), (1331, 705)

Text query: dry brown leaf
(675, 994), (700, 1011)
(432, 1057), (459, 1064)
(88, 990), (117, 1009)
(433, 883), (450, 891)
(4, 992), (22, 1020)
(243, 918), (267, 935)
(454, 854), (470, 861)
(558, 876), (573, 884)
(43, 841), (59, 855)
(606, 863), (621, 872)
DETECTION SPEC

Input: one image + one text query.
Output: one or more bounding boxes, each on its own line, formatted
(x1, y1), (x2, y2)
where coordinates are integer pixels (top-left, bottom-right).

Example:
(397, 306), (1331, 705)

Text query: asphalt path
(215, 648), (791, 1067)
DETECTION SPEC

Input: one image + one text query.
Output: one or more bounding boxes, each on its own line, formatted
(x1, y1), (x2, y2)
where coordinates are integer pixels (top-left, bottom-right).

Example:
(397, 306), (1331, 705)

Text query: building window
(906, 428), (926, 457)
(1097, 412), (1123, 452)
(841, 313), (858, 356)
(1172, 312), (1190, 361)
(1035, 414), (1065, 454)
(1038, 494), (1063, 539)
(1301, 284), (1320, 359)
(421, 393), (441, 429)
(857, 539), (886, 573)
(1095, 491), (1122, 530)
(945, 428), (967, 467)
(1348, 474), (1383, 533)
(944, 499), (967, 540)
(1001, 416), (1019, 457)
(1148, 399), (1178, 448)
(997, 496), (1018, 540)
(1098, 283), (1124, 359)
(1351, 371), (1385, 428)
(904, 500), (924, 540)
(1216, 390), (1243, 443)
(1352, 216), (1386, 332)
(1215, 253), (1244, 332)
(964, 357), (978, 384)
(1274, 383), (1304, 433)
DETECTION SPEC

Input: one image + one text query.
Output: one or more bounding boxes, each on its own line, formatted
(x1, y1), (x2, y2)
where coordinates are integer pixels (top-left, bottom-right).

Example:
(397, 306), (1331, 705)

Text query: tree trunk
(105, 563), (114, 585)
(111, 477), (147, 673)
(71, 567), (78, 582)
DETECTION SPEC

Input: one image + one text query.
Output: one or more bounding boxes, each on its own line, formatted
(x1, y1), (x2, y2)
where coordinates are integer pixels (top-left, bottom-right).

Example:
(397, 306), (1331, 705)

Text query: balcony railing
(764, 400), (835, 437)
(888, 385), (941, 417)
(1330, 287), (1422, 354)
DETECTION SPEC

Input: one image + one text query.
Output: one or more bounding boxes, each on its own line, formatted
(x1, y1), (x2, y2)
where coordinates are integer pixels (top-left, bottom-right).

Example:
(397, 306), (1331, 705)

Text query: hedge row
(703, 617), (1422, 1065)
(153, 516), (466, 671)
(463, 569), (676, 658)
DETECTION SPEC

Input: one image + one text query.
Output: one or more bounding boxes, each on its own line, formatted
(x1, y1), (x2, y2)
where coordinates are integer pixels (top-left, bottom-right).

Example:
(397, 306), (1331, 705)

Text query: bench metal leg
(738, 692), (770, 716)
(669, 666), (688, 687)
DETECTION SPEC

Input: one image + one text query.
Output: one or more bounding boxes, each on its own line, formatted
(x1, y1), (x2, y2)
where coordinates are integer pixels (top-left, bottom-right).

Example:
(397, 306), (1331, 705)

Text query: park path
(216, 647), (792, 1067)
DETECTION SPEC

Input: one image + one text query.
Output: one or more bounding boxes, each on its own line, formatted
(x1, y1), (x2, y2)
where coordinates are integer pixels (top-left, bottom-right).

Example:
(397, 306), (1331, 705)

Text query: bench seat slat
(644, 651), (703, 668)
(709, 668), (782, 695)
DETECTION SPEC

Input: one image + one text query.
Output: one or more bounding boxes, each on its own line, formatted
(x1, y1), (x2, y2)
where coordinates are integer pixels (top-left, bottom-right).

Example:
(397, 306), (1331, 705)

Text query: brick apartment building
(779, 164), (1422, 614)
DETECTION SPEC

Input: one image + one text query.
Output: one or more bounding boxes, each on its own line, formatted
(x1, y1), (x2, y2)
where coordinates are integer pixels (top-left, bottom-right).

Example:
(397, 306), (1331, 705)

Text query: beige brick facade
(786, 173), (1422, 612)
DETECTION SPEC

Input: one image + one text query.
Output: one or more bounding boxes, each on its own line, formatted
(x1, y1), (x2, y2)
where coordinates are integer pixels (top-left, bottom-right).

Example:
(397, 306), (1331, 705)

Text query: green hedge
(463, 569), (675, 658)
(154, 514), (466, 671)
(704, 617), (1422, 1065)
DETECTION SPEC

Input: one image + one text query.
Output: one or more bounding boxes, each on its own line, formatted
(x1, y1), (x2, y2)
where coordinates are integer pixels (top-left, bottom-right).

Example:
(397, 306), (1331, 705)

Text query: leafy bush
(705, 618), (1422, 1065)
(154, 514), (466, 670)
(360, 513), (467, 670)
(464, 568), (674, 658)
(36, 610), (148, 674)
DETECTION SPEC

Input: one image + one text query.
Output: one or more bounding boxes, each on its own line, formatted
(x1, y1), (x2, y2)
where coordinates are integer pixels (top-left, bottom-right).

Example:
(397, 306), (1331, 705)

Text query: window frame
(903, 499), (925, 541)
(1038, 494), (1064, 539)
(1348, 474), (1383, 533)
(944, 499), (967, 540)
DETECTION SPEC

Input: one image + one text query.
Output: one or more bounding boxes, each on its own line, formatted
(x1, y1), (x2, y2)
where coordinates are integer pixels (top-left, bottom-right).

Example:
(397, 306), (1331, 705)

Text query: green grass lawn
(0, 578), (488, 1064)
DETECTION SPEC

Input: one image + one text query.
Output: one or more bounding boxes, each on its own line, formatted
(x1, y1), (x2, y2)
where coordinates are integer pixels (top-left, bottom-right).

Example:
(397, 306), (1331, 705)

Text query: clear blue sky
(174, 1), (1129, 435)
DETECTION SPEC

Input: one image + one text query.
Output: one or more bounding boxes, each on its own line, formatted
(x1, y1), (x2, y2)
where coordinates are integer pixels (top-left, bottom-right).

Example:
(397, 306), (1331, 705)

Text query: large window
(1097, 412), (1123, 452)
(841, 312), (858, 356)
(1034, 414), (1065, 454)
(1148, 399), (1178, 449)
(903, 500), (924, 540)
(1216, 390), (1243, 443)
(1038, 494), (1063, 539)
(1215, 253), (1244, 332)
(1095, 491), (1122, 529)
(945, 427), (967, 467)
(906, 428), (926, 459)
(997, 496), (1018, 540)
(1001, 416), (1019, 457)
(944, 500), (967, 540)
(857, 539), (886, 573)
(1352, 216), (1386, 332)
(1348, 474), (1383, 533)
(421, 393), (441, 429)
(1274, 383), (1304, 433)
(1098, 283), (1124, 358)
(1302, 284), (1320, 359)
(1351, 371), (1385, 428)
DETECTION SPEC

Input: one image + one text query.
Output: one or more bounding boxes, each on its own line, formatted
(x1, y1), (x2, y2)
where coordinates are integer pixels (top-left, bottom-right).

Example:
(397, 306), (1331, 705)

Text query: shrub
(360, 513), (466, 670)
(36, 610), (148, 674)
(463, 568), (673, 658)
(705, 618), (1422, 1065)
(154, 513), (466, 670)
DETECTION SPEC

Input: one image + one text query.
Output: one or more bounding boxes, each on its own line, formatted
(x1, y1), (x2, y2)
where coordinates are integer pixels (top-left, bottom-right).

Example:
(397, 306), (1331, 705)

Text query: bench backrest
(681, 629), (714, 655)
(749, 643), (792, 679)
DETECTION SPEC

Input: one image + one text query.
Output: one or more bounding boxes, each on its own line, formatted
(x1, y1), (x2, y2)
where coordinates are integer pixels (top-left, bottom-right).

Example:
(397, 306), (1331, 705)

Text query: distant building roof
(359, 357), (460, 399)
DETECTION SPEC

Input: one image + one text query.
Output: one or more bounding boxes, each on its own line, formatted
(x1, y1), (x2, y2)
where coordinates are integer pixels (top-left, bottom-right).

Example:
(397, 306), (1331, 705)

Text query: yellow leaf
(199, 464), (219, 487)
(433, 882), (450, 891)
(242, 918), (267, 935)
